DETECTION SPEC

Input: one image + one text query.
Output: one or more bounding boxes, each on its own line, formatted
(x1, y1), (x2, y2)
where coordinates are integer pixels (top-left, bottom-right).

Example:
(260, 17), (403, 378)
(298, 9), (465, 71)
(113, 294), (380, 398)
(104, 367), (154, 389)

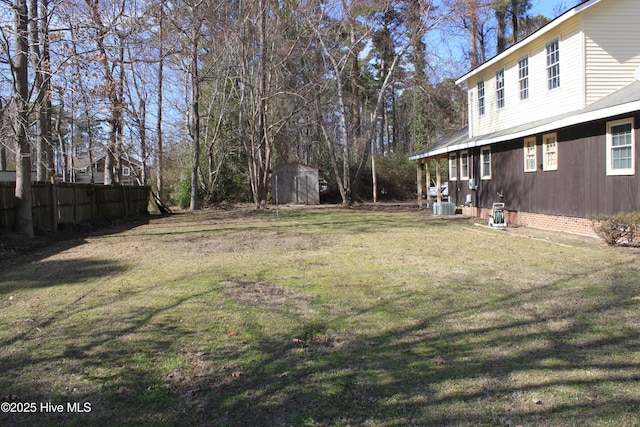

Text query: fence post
(92, 185), (97, 220)
(50, 177), (58, 232)
(122, 185), (129, 218)
(74, 184), (79, 224)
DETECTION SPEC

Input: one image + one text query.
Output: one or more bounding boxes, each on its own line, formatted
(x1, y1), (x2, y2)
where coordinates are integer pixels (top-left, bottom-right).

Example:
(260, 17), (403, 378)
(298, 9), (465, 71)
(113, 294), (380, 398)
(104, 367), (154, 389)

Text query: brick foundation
(460, 205), (597, 237)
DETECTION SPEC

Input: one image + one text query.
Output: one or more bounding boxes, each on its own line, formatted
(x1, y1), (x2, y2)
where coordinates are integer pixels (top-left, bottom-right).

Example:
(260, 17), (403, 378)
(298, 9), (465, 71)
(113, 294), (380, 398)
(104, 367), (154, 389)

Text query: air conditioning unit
(433, 202), (456, 215)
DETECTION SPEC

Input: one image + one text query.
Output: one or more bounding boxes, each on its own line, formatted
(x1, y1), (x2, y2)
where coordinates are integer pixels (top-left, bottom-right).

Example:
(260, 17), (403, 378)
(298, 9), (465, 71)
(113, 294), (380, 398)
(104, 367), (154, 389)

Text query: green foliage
(171, 173), (193, 209)
(374, 153), (417, 200)
(591, 212), (640, 246)
(205, 151), (252, 204)
(428, 159), (449, 187)
(352, 153), (417, 201)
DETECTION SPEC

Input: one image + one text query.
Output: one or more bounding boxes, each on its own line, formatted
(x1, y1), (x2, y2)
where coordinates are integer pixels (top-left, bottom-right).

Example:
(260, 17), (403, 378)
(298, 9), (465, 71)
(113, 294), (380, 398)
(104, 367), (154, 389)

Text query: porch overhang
(410, 80), (640, 162)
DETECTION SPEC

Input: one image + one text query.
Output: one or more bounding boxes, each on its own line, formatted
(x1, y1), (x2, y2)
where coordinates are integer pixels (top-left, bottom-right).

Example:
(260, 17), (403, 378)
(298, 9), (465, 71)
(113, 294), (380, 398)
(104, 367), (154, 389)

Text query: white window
(524, 137), (537, 172)
(496, 69), (505, 109)
(543, 133), (558, 171)
(460, 151), (469, 180)
(122, 166), (131, 177)
(607, 118), (635, 175)
(518, 57), (529, 100)
(449, 153), (458, 181)
(481, 147), (491, 179)
(477, 80), (485, 116)
(546, 39), (560, 90)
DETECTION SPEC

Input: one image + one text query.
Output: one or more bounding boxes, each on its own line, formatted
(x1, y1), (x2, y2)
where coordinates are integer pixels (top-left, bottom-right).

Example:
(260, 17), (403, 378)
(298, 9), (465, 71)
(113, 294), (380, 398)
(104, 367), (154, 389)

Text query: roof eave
(411, 99), (640, 161)
(455, 0), (600, 86)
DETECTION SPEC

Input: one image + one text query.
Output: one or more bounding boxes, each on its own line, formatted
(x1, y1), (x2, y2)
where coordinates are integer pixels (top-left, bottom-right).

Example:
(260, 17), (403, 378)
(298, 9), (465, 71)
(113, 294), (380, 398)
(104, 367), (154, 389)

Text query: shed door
(295, 175), (308, 204)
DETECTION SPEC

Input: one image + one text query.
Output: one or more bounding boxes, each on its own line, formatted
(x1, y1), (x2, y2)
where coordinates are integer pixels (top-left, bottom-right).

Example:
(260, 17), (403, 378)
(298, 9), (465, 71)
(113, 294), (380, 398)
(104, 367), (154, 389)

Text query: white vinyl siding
(606, 118), (635, 176)
(583, 0), (640, 105)
(470, 19), (583, 138)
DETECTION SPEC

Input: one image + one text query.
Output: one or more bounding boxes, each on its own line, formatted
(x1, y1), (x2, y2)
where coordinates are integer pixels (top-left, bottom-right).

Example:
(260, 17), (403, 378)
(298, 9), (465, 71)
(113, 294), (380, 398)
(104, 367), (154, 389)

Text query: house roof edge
(455, 0), (600, 86)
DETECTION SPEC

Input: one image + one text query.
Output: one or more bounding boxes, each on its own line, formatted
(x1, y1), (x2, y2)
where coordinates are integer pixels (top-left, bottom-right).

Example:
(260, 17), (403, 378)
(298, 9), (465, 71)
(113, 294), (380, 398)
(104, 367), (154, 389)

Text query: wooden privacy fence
(0, 182), (150, 233)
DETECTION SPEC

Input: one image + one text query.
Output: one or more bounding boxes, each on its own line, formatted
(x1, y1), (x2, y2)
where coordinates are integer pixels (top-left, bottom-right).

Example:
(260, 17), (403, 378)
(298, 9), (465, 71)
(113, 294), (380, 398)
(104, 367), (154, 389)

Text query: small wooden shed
(272, 163), (320, 205)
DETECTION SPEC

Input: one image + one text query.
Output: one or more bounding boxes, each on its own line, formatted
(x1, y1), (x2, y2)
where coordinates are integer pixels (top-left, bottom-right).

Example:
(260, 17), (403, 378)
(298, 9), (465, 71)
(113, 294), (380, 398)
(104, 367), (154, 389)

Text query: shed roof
(273, 163), (321, 172)
(410, 80), (640, 161)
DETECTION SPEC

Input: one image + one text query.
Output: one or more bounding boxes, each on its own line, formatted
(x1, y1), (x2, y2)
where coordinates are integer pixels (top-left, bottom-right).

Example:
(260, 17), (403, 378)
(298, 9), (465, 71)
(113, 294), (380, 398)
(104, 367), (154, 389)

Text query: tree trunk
(0, 98), (6, 171)
(40, 0), (53, 178)
(140, 99), (147, 186)
(496, 5), (507, 54)
(13, 0), (34, 238)
(156, 5), (164, 199)
(0, 144), (6, 171)
(115, 32), (126, 185)
(511, 0), (519, 43)
(29, 0), (53, 182)
(189, 63), (200, 209)
(189, 25), (200, 210)
(85, 0), (120, 186)
(468, 0), (480, 68)
(255, 0), (270, 209)
(55, 94), (68, 182)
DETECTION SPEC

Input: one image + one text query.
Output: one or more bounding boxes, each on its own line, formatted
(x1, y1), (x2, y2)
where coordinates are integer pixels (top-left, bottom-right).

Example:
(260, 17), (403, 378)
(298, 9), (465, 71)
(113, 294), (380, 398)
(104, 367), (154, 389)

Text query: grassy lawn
(1, 205), (639, 426)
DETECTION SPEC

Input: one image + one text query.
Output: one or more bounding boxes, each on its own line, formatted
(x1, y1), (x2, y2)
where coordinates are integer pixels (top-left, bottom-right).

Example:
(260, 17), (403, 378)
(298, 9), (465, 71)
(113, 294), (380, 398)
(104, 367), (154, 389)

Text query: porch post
(435, 158), (442, 204)
(417, 160), (423, 208)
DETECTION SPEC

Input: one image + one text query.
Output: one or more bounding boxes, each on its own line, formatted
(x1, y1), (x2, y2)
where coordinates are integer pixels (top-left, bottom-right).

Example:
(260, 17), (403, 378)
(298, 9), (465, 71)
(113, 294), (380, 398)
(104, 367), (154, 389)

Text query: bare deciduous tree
(10, 0), (34, 238)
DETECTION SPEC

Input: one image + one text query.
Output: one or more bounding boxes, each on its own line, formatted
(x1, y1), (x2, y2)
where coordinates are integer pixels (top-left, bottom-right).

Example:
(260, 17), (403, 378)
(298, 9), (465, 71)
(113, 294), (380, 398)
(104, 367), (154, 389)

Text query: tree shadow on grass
(188, 263), (640, 426)
(0, 220), (637, 426)
(0, 258), (128, 295)
(0, 271), (215, 426)
(133, 209), (467, 246)
(0, 215), (151, 264)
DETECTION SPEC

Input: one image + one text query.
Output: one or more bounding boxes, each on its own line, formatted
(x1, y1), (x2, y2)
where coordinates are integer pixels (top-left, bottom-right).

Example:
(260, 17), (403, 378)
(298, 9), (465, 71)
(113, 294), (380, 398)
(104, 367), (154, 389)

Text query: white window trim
(546, 38), (560, 91)
(518, 56), (529, 101)
(606, 118), (635, 176)
(480, 146), (491, 180)
(524, 137), (537, 172)
(543, 133), (558, 171)
(477, 80), (485, 116)
(460, 151), (470, 180)
(496, 68), (505, 109)
(122, 166), (131, 177)
(449, 153), (458, 181)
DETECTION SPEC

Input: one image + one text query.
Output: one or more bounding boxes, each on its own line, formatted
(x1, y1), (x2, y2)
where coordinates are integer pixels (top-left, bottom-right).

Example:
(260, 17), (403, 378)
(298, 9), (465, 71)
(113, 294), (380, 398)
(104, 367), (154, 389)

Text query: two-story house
(410, 0), (640, 235)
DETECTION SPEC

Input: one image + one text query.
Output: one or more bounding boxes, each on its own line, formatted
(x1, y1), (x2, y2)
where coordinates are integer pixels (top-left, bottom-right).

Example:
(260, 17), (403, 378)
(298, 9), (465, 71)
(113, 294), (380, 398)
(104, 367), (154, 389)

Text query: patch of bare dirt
(219, 279), (312, 312)
(0, 233), (58, 261)
(0, 216), (152, 262)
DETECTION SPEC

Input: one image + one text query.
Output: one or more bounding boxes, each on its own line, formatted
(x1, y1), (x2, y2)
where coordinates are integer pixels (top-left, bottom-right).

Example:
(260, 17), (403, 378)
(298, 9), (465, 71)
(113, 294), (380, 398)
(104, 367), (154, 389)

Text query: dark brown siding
(448, 112), (640, 218)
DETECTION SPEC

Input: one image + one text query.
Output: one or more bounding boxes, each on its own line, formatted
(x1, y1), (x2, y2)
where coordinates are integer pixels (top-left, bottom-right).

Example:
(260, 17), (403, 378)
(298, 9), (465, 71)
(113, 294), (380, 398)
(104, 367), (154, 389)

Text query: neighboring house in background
(75, 155), (144, 186)
(0, 171), (37, 182)
(272, 163), (321, 205)
(411, 0), (640, 236)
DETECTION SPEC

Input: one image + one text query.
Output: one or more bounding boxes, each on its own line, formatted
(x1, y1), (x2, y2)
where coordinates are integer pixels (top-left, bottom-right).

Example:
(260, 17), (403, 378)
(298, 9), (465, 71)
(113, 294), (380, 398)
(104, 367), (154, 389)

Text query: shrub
(591, 212), (640, 246)
(170, 174), (193, 209)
